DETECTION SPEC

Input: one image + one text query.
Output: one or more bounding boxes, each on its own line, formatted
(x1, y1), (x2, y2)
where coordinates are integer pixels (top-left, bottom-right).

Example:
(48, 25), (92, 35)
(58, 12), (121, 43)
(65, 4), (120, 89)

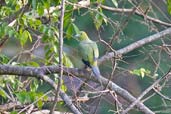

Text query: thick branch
(0, 65), (153, 114)
(0, 65), (82, 114)
(99, 27), (171, 63)
(39, 74), (82, 114)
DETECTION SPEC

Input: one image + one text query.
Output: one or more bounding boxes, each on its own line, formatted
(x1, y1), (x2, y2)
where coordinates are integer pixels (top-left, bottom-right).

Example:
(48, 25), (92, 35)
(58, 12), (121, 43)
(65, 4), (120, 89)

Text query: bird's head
(75, 31), (89, 41)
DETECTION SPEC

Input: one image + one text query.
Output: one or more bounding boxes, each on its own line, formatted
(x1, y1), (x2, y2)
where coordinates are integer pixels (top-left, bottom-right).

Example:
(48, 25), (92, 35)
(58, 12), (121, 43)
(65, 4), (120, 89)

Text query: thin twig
(109, 6), (137, 45)
(50, 0), (66, 113)
(121, 69), (171, 114)
(100, 4), (171, 27)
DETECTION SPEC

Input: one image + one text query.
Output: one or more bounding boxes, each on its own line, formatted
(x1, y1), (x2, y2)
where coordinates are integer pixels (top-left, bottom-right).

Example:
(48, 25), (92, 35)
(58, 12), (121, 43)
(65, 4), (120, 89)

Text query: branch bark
(100, 4), (171, 27)
(121, 69), (171, 114)
(50, 0), (65, 113)
(0, 27), (170, 113)
(99, 27), (171, 64)
(0, 65), (153, 114)
(0, 65), (82, 114)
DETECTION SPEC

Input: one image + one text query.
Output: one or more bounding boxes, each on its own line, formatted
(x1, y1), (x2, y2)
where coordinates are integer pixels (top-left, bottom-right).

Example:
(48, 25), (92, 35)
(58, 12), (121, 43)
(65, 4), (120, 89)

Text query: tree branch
(0, 65), (82, 114)
(121, 69), (171, 114)
(0, 65), (154, 114)
(50, 0), (65, 113)
(99, 4), (171, 27)
(99, 27), (171, 63)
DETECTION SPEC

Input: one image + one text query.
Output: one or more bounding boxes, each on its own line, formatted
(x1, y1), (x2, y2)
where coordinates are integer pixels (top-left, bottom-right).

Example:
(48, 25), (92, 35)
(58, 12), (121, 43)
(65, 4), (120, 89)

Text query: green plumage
(76, 31), (101, 82)
(77, 31), (99, 67)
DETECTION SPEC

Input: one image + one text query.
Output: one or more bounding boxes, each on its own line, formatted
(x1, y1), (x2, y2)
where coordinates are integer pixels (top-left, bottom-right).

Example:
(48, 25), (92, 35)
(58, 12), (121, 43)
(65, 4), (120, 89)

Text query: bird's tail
(92, 66), (102, 86)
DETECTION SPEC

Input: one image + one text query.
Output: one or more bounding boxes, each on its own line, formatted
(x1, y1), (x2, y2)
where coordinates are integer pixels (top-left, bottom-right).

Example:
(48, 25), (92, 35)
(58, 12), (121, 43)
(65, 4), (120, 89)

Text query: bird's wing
(79, 41), (94, 64)
(92, 42), (99, 60)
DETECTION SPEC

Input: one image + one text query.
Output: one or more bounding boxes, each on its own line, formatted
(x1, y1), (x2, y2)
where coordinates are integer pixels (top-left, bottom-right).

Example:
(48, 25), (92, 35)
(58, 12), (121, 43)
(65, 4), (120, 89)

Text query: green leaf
(61, 80), (67, 92)
(20, 30), (28, 46)
(37, 3), (44, 16)
(66, 24), (73, 39)
(43, 1), (50, 9)
(27, 31), (32, 42)
(53, 41), (58, 53)
(10, 111), (18, 114)
(20, 30), (32, 46)
(130, 68), (150, 78)
(93, 8), (107, 30)
(30, 79), (39, 92)
(16, 92), (27, 104)
(25, 61), (40, 67)
(8, 29), (15, 37)
(0, 88), (7, 99)
(72, 23), (80, 34)
(97, 0), (105, 3)
(94, 13), (103, 30)
(0, 55), (9, 64)
(37, 100), (44, 109)
(168, 0), (171, 14)
(61, 84), (67, 92)
(111, 0), (118, 7)
(63, 53), (74, 68)
(140, 68), (145, 78)
(66, 23), (80, 39)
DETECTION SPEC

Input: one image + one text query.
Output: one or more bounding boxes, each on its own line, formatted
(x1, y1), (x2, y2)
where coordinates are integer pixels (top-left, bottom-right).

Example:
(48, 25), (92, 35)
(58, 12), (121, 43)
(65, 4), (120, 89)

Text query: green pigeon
(75, 31), (102, 83)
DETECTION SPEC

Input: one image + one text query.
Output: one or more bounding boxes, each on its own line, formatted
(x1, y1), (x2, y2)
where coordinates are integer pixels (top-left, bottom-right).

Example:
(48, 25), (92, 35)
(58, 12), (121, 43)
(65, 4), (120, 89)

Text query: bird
(75, 31), (102, 84)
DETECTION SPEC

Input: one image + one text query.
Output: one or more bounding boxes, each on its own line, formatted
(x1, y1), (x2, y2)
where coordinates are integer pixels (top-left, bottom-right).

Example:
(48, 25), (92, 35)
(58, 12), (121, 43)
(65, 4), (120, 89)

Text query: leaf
(63, 53), (74, 68)
(61, 80), (67, 92)
(66, 24), (73, 39)
(130, 68), (151, 78)
(168, 0), (171, 14)
(72, 23), (80, 34)
(10, 111), (18, 114)
(37, 3), (44, 16)
(64, 12), (72, 29)
(112, 0), (118, 7)
(20, 30), (28, 47)
(43, 0), (50, 9)
(140, 68), (145, 78)
(93, 8), (107, 30)
(66, 23), (80, 39)
(8, 29), (15, 37)
(94, 13), (103, 30)
(0, 55), (9, 64)
(30, 79), (39, 92)
(53, 41), (58, 53)
(97, 0), (105, 3)
(0, 88), (7, 99)
(37, 99), (44, 109)
(27, 31), (32, 42)
(27, 61), (40, 67)
(61, 84), (67, 92)
(16, 92), (27, 104)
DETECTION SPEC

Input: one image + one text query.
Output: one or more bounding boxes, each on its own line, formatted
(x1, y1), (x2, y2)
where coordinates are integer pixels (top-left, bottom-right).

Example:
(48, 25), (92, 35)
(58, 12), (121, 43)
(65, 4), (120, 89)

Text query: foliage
(0, 0), (171, 114)
(130, 68), (151, 78)
(168, 0), (171, 14)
